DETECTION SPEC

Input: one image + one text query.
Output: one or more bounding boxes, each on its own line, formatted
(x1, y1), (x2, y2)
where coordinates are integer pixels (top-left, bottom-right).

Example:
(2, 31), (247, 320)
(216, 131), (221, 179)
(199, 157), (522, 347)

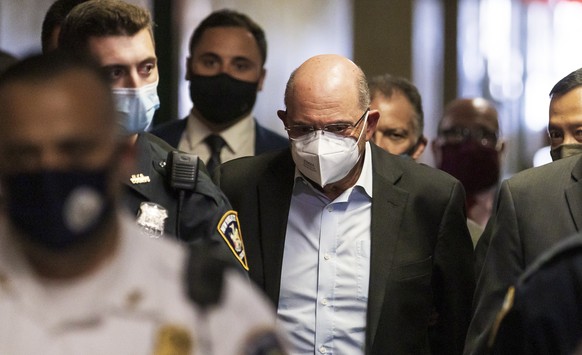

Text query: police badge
(153, 324), (193, 355)
(217, 210), (248, 270)
(136, 202), (168, 238)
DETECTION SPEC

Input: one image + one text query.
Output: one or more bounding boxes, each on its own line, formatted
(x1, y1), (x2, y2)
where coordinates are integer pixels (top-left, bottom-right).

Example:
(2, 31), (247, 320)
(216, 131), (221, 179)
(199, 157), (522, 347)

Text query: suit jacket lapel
(566, 156), (582, 231)
(258, 150), (295, 303)
(367, 144), (409, 350)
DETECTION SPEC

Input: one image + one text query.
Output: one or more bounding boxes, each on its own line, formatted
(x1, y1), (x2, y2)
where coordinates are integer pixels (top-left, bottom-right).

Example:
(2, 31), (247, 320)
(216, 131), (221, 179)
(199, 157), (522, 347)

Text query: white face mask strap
(111, 79), (159, 95)
(355, 110), (369, 143)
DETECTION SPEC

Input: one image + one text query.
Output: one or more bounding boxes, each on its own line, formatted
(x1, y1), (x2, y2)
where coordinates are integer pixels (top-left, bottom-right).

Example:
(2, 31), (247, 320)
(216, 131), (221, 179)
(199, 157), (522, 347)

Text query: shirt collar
(186, 110), (255, 155)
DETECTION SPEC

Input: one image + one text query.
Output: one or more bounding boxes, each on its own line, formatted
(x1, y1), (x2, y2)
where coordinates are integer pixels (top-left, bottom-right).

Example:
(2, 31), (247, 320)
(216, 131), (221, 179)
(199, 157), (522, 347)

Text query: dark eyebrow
(198, 52), (221, 60)
(140, 56), (157, 65)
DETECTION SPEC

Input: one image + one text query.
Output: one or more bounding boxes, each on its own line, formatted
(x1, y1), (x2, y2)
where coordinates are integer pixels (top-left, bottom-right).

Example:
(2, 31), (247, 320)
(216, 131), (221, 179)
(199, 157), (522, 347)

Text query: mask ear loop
(354, 110), (369, 145)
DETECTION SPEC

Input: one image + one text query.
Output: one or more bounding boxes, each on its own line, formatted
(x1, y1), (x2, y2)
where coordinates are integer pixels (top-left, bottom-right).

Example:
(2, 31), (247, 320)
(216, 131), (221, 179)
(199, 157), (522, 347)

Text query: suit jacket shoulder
(254, 121), (288, 155)
(150, 117), (187, 148)
(466, 155), (582, 355)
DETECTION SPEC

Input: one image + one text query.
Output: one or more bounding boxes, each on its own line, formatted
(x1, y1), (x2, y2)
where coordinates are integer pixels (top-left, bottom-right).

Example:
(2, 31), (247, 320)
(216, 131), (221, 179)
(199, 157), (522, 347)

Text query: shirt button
(324, 253), (331, 260)
(327, 206), (333, 212)
(319, 346), (327, 354)
(321, 298), (328, 305)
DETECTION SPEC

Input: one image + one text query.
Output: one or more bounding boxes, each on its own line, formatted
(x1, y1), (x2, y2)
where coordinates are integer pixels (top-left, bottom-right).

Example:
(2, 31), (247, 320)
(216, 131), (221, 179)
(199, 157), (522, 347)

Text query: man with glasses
(368, 74), (427, 160)
(547, 67), (582, 161)
(432, 98), (505, 246)
(213, 54), (474, 354)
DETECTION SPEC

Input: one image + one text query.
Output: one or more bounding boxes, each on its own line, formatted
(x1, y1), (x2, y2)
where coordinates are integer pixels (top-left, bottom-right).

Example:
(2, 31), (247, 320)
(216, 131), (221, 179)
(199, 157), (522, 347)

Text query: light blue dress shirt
(278, 143), (373, 355)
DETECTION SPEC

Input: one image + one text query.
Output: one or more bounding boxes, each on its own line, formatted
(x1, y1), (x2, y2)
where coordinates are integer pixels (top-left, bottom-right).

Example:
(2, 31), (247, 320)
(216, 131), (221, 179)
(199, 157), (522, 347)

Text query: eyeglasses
(285, 108), (369, 140)
(438, 127), (498, 148)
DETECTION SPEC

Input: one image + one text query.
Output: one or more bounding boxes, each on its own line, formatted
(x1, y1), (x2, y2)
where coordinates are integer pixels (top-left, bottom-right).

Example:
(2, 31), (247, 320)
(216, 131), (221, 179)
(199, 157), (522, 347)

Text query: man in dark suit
(214, 54), (475, 354)
(464, 153), (582, 354)
(464, 69), (582, 355)
(152, 9), (287, 173)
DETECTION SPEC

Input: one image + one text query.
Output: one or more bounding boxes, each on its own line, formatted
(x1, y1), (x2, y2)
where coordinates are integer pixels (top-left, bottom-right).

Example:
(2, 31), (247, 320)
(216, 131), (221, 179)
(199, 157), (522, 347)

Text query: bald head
(439, 98), (499, 134)
(277, 54), (379, 198)
(433, 97), (503, 202)
(284, 54), (370, 115)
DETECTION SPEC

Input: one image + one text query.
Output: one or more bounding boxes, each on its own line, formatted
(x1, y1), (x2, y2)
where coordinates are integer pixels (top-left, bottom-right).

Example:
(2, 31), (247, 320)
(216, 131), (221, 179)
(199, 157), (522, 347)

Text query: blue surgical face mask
(112, 80), (160, 134)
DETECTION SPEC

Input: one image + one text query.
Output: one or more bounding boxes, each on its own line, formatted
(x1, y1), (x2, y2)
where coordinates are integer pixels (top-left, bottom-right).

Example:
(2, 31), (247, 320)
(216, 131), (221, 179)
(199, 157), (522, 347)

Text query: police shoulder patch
(217, 210), (249, 270)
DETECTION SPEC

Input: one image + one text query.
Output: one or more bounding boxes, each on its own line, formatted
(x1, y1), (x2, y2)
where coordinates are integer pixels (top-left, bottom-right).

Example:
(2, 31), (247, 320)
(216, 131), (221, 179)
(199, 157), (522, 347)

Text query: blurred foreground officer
(368, 74), (427, 160)
(548, 67), (582, 161)
(490, 233), (582, 355)
(58, 0), (247, 271)
(0, 52), (285, 355)
(214, 54), (474, 354)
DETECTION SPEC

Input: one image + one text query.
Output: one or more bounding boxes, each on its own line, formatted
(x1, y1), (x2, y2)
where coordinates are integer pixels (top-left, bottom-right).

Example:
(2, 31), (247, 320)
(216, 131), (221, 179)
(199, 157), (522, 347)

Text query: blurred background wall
(1, 0), (581, 176)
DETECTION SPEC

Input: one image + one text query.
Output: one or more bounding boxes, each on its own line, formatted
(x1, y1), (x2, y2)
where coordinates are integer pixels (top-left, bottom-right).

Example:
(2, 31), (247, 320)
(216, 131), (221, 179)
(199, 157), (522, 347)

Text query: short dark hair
(368, 74), (424, 137)
(550, 67), (582, 99)
(41, 0), (89, 53)
(189, 9), (267, 65)
(58, 0), (154, 56)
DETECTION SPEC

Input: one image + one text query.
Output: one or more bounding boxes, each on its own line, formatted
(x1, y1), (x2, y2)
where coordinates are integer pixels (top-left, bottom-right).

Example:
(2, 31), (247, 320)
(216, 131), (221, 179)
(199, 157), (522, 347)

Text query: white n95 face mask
(112, 80), (160, 134)
(291, 113), (368, 187)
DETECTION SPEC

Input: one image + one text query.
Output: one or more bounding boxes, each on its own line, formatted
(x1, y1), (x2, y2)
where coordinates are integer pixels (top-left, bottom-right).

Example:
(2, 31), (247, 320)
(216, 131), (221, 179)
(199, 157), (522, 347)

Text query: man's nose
(124, 70), (142, 88)
(40, 150), (66, 170)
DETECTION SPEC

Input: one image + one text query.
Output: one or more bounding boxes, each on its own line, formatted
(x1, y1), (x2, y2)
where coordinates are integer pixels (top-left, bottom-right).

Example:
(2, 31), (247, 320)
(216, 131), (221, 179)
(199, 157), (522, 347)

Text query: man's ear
(365, 109), (380, 141)
(257, 68), (267, 91)
(411, 135), (428, 161)
(277, 109), (287, 124)
(431, 139), (442, 168)
(184, 57), (192, 80)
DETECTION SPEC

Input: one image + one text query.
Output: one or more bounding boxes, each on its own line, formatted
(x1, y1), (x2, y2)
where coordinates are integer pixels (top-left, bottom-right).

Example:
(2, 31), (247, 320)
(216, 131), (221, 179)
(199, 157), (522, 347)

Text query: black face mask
(189, 73), (258, 125)
(437, 140), (501, 196)
(550, 143), (582, 161)
(4, 169), (114, 251)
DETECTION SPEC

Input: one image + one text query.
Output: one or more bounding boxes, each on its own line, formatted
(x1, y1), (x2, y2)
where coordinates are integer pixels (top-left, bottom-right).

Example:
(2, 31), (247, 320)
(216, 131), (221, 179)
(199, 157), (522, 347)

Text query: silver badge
(136, 202), (168, 238)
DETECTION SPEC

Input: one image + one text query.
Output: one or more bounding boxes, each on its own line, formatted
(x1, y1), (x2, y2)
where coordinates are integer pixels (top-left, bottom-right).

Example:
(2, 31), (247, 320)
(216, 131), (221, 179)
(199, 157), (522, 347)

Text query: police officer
(0, 51), (284, 355)
(489, 232), (582, 355)
(57, 0), (247, 272)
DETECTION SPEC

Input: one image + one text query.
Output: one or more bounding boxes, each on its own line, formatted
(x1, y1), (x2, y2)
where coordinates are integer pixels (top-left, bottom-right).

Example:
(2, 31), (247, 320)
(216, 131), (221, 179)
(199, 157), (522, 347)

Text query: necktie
(205, 134), (226, 173)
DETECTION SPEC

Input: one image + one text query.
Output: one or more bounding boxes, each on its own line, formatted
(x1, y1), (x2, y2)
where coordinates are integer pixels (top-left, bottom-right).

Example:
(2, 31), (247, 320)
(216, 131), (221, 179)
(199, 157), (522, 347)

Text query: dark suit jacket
(214, 144), (475, 354)
(151, 116), (288, 155)
(465, 154), (582, 355)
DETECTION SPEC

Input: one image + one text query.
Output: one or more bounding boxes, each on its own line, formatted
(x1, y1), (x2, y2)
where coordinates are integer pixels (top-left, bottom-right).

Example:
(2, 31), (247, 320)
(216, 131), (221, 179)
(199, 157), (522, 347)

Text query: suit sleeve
(464, 180), (523, 354)
(431, 180), (475, 354)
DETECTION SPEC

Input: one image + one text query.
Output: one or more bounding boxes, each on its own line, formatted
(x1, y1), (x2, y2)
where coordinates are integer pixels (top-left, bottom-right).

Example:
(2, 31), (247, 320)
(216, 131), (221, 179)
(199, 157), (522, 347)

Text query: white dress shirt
(278, 143), (373, 355)
(178, 111), (256, 165)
